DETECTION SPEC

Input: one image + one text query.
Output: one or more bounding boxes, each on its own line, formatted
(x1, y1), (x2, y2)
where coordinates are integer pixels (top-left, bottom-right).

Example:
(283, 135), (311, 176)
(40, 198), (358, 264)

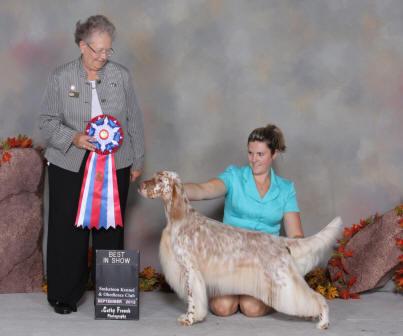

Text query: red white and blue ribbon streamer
(75, 115), (124, 230)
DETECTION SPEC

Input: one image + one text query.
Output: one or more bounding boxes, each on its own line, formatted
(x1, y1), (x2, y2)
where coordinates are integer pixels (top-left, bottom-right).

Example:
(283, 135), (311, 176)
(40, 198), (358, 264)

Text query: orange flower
(359, 219), (367, 226)
(395, 276), (403, 287)
(326, 286), (339, 300)
(2, 151), (11, 163)
(141, 266), (156, 280)
(399, 218), (403, 228)
(396, 238), (403, 247)
(352, 223), (362, 234)
(337, 245), (353, 257)
(343, 249), (353, 257)
(339, 289), (350, 300)
(20, 138), (32, 148)
(337, 245), (345, 254)
(6, 137), (18, 148)
(332, 271), (344, 281)
(329, 257), (350, 277)
(328, 257), (342, 268)
(347, 275), (357, 287)
(343, 227), (353, 239)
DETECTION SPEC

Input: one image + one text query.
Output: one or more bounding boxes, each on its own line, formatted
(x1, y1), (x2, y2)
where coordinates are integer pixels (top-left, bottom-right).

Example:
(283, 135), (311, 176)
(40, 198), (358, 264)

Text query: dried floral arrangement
(304, 267), (339, 299)
(139, 266), (169, 292)
(0, 135), (33, 165)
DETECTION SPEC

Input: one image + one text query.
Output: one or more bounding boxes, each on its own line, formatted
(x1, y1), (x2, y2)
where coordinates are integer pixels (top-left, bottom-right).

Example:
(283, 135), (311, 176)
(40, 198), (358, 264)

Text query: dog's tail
(285, 216), (343, 275)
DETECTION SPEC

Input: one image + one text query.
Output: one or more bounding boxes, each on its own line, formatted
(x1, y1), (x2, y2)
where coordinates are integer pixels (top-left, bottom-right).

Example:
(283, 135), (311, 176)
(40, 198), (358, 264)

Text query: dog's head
(139, 171), (181, 200)
(139, 171), (188, 221)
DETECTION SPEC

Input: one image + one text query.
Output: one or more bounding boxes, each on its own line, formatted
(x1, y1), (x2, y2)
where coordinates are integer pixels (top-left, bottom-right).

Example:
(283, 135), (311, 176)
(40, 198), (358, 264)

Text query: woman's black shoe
(52, 301), (77, 314)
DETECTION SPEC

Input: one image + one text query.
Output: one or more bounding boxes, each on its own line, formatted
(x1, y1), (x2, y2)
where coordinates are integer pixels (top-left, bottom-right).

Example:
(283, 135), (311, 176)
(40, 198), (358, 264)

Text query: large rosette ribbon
(75, 115), (124, 229)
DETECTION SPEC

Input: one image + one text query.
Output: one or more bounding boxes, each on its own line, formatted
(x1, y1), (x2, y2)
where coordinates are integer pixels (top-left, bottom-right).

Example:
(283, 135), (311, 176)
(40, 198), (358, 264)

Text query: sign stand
(95, 250), (140, 320)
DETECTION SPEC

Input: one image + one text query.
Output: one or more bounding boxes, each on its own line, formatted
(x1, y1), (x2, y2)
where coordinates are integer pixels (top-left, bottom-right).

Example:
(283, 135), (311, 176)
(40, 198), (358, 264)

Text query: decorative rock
(0, 148), (43, 201)
(331, 208), (401, 293)
(0, 148), (44, 293)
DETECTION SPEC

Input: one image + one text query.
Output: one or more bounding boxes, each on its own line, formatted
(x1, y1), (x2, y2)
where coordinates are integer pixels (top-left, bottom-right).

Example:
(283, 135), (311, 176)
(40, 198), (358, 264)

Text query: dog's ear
(171, 181), (185, 221)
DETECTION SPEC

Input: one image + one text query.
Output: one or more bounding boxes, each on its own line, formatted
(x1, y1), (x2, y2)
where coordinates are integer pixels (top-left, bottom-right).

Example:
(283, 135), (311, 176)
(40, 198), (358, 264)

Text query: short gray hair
(74, 15), (115, 45)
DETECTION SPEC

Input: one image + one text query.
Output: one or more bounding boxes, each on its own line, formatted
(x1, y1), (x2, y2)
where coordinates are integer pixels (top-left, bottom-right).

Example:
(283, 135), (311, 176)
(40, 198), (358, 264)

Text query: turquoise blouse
(218, 165), (300, 235)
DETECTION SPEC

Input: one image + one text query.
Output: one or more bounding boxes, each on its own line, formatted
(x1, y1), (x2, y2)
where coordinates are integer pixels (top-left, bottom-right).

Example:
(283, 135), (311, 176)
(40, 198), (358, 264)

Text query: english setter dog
(139, 171), (343, 329)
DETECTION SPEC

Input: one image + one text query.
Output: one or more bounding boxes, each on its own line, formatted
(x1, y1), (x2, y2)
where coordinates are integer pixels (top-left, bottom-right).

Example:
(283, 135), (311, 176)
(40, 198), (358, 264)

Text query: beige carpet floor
(0, 291), (401, 336)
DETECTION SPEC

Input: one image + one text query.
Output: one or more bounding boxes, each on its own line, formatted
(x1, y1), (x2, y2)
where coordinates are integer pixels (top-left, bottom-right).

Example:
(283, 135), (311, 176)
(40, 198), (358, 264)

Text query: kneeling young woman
(184, 124), (304, 317)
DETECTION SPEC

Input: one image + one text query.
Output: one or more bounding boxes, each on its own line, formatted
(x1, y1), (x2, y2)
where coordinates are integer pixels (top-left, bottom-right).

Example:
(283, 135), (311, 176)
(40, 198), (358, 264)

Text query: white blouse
(90, 80), (103, 118)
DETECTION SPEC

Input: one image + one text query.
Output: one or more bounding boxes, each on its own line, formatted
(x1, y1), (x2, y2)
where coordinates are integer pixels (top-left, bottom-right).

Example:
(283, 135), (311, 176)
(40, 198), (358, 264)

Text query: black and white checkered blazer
(39, 57), (144, 172)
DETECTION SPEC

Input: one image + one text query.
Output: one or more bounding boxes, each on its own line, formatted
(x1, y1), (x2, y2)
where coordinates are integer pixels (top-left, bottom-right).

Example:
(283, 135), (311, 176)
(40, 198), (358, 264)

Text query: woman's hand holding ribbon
(73, 133), (96, 151)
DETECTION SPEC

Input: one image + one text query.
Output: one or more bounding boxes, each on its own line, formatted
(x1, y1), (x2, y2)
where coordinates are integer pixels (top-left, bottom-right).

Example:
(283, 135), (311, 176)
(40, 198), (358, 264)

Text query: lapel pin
(68, 85), (79, 98)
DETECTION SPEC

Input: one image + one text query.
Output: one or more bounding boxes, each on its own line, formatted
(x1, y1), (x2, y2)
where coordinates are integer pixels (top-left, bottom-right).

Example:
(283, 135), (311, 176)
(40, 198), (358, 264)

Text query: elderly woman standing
(39, 15), (144, 314)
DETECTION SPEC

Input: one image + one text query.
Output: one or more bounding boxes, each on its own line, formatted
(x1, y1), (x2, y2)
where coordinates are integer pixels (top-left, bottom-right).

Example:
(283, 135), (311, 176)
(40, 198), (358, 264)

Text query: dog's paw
(177, 313), (194, 326)
(316, 320), (329, 330)
(316, 310), (329, 330)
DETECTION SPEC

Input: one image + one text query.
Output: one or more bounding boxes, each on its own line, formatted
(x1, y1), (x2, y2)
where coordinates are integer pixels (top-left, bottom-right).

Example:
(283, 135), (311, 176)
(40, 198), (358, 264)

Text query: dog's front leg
(177, 260), (208, 326)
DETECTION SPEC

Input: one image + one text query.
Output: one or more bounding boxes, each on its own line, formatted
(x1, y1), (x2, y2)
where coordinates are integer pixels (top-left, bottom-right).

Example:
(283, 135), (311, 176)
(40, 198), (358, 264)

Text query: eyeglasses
(86, 43), (114, 57)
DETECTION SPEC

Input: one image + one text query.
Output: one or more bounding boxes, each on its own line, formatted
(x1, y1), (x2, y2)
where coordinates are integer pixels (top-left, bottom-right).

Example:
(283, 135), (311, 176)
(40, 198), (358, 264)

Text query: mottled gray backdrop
(1, 0), (402, 269)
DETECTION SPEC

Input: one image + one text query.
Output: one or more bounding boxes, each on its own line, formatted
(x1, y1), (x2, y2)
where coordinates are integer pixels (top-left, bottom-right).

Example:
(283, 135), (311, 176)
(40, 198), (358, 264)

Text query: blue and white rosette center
(87, 115), (123, 155)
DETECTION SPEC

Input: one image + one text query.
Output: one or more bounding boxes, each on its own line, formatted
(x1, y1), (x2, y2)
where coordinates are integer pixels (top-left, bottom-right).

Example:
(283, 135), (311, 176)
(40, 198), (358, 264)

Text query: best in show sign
(95, 250), (139, 320)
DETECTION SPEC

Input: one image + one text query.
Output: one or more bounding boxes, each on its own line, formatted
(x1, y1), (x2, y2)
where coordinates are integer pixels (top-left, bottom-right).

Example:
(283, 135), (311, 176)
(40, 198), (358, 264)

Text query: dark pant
(46, 155), (130, 306)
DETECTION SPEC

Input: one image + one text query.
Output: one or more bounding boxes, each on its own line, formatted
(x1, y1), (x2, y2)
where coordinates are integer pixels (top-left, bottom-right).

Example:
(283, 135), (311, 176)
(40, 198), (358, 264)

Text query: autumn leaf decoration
(0, 135), (33, 166)
(394, 205), (403, 293)
(139, 266), (168, 292)
(305, 267), (339, 299)
(1, 151), (11, 164)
